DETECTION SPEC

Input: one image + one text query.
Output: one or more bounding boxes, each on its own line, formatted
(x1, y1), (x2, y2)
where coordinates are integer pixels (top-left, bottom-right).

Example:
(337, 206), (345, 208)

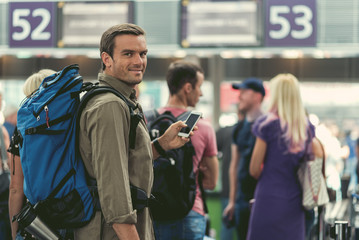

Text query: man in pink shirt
(153, 60), (219, 239)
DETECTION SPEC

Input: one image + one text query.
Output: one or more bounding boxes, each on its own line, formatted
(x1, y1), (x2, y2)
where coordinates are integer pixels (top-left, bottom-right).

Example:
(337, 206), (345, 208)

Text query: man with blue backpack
(74, 24), (193, 240)
(12, 23), (193, 240)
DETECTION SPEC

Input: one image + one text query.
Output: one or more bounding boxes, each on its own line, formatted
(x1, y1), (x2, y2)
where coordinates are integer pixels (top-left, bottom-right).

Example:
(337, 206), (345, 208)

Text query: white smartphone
(178, 111), (202, 138)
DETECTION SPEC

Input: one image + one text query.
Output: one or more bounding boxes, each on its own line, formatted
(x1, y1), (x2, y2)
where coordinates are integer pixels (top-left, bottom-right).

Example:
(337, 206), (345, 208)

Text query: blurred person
(0, 93), (4, 124)
(0, 129), (11, 240)
(247, 73), (315, 240)
(152, 60), (219, 240)
(0, 93), (11, 161)
(0, 132), (11, 240)
(316, 123), (343, 201)
(0, 92), (12, 240)
(3, 104), (18, 136)
(74, 24), (194, 240)
(223, 77), (265, 240)
(22, 69), (55, 98)
(8, 69), (56, 240)
(343, 130), (357, 192)
(356, 137), (359, 191)
(216, 106), (244, 240)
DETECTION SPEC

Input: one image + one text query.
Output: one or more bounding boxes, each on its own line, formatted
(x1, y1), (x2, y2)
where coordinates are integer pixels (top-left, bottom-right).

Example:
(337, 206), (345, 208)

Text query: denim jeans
(15, 232), (24, 240)
(153, 210), (206, 240)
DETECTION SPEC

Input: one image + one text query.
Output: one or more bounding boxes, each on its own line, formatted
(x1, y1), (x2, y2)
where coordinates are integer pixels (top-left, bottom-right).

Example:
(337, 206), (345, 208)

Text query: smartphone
(178, 111), (202, 138)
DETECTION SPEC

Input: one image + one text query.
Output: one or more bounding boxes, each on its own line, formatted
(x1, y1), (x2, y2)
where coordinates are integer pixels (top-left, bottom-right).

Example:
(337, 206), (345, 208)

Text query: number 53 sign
(265, 0), (316, 47)
(9, 2), (56, 47)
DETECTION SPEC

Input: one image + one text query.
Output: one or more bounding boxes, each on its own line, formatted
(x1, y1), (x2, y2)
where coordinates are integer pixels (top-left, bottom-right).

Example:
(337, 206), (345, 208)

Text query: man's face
(187, 72), (204, 107)
(103, 34), (148, 86)
(238, 88), (258, 113)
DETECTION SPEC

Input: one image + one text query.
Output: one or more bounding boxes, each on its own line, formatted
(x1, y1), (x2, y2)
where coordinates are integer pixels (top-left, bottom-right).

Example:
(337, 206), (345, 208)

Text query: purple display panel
(265, 0), (316, 47)
(9, 2), (56, 48)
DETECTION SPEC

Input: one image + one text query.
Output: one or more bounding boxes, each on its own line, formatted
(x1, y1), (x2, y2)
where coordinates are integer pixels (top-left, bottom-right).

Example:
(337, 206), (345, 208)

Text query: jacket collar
(98, 73), (136, 101)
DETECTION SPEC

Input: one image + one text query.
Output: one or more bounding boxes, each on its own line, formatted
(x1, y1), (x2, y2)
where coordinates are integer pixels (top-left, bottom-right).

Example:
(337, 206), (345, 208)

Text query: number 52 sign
(265, 0), (316, 47)
(9, 2), (56, 47)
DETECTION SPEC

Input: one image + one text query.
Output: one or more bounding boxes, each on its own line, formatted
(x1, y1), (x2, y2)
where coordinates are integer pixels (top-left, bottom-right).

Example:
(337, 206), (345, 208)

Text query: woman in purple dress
(247, 73), (314, 240)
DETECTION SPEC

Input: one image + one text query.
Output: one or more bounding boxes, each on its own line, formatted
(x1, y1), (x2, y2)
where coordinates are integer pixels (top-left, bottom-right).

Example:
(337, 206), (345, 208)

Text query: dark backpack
(16, 64), (143, 230)
(145, 110), (197, 221)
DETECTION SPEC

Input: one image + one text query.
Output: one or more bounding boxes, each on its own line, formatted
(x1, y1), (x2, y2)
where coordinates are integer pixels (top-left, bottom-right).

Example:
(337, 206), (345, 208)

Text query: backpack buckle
(130, 184), (153, 211)
(25, 128), (37, 135)
(151, 129), (160, 139)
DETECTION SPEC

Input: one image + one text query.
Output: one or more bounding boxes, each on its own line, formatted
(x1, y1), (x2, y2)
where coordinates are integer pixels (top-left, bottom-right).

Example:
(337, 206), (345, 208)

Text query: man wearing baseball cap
(223, 77), (265, 240)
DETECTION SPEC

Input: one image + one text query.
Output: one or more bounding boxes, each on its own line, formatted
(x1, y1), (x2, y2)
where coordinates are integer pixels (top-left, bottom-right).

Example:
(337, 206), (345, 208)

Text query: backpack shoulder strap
(77, 83), (145, 211)
(198, 171), (208, 214)
(177, 110), (208, 213)
(176, 110), (208, 213)
(78, 83), (137, 114)
(147, 111), (177, 130)
(144, 109), (159, 125)
(77, 83), (143, 149)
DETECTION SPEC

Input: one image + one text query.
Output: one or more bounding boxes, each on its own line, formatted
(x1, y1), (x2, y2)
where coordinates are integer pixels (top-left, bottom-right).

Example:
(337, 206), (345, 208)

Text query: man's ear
(254, 92), (263, 103)
(101, 52), (112, 69)
(184, 82), (192, 94)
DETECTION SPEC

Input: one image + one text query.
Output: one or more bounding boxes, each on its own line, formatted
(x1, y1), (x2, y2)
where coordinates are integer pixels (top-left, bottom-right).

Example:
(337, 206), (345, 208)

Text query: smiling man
(74, 23), (192, 240)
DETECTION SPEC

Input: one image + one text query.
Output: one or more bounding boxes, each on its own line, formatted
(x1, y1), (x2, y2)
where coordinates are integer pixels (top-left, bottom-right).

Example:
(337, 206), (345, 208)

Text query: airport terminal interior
(1, 0), (359, 239)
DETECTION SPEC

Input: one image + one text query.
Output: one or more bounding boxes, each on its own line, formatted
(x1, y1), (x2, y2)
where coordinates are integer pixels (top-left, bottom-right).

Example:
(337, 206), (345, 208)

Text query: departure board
(181, 0), (261, 47)
(58, 1), (133, 47)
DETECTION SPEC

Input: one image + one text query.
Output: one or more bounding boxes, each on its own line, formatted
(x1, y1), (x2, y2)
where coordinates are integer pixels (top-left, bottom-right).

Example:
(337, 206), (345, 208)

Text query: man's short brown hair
(100, 23), (146, 70)
(166, 61), (204, 95)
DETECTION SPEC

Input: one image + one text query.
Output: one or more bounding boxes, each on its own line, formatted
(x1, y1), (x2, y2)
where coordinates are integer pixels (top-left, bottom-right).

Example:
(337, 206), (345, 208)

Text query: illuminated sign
(9, 2), (56, 47)
(181, 1), (261, 47)
(265, 0), (317, 46)
(59, 2), (133, 47)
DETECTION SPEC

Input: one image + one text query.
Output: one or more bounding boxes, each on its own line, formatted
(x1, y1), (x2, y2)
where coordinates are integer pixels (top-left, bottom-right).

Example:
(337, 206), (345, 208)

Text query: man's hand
(158, 121), (197, 151)
(223, 201), (235, 221)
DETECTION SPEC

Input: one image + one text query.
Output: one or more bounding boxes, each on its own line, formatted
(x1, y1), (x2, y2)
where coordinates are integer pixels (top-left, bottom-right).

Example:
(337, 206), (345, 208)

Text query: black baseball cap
(232, 77), (265, 97)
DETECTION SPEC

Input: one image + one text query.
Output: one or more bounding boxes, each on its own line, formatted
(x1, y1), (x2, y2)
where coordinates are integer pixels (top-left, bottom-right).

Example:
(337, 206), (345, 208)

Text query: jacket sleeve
(83, 99), (137, 225)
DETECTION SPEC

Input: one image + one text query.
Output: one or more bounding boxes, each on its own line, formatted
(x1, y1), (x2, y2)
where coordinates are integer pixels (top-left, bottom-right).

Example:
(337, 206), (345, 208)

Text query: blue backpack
(16, 64), (142, 229)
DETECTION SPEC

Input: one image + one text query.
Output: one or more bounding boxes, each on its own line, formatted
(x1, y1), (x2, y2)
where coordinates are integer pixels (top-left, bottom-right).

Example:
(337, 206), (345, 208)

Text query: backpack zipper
(44, 105), (50, 128)
(34, 75), (82, 117)
(42, 64), (79, 88)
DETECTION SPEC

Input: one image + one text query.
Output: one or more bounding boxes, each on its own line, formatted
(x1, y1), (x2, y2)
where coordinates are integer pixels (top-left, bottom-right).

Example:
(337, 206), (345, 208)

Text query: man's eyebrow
(120, 49), (148, 54)
(121, 49), (135, 53)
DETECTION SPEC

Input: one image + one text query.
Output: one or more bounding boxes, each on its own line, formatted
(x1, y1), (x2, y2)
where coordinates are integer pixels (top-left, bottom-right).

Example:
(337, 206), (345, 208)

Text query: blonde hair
(268, 73), (308, 152)
(23, 69), (56, 97)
